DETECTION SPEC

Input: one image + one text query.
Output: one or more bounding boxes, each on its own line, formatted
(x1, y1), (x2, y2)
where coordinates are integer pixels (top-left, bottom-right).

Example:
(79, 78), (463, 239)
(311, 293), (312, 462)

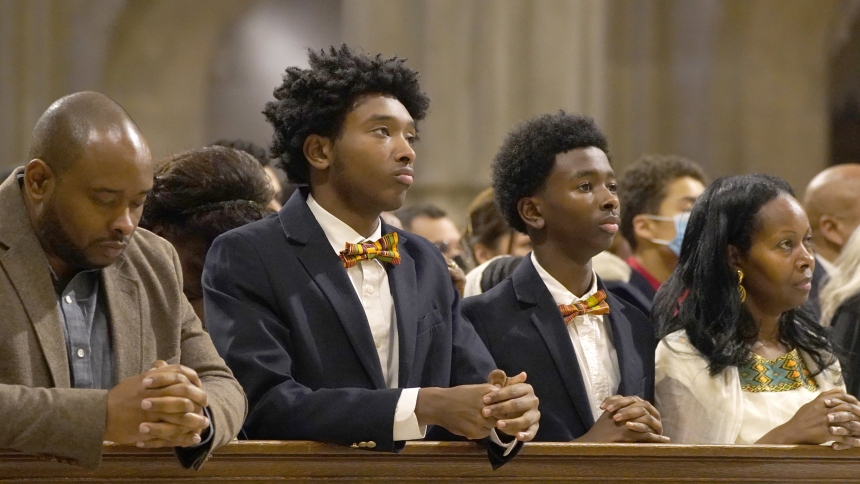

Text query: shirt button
(366, 286), (374, 294)
(76, 348), (85, 358)
(64, 295), (72, 304)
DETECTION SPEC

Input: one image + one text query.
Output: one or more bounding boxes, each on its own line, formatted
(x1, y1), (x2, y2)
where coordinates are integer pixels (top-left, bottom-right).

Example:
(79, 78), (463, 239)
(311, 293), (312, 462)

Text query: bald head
(28, 91), (149, 174)
(803, 163), (860, 263)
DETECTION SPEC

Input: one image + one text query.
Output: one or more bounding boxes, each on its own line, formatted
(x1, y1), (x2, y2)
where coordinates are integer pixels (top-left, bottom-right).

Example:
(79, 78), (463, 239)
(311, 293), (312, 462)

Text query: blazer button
(359, 441), (367, 448)
(367, 441), (376, 449)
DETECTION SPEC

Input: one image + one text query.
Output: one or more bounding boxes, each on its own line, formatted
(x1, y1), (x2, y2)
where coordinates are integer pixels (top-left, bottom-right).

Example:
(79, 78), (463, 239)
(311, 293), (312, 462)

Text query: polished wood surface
(3, 441), (860, 483)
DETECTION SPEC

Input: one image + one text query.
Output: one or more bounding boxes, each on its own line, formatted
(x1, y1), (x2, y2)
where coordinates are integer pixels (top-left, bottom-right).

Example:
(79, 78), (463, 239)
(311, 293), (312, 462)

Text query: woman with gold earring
(652, 174), (860, 448)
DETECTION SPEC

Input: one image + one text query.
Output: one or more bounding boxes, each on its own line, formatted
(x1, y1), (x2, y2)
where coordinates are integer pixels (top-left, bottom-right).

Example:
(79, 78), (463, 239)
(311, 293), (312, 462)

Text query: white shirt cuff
(489, 428), (518, 456)
(393, 387), (426, 441)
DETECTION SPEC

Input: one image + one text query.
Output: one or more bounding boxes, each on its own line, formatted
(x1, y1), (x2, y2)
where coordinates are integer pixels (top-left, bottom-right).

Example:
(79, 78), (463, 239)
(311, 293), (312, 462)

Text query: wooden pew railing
(3, 441), (860, 482)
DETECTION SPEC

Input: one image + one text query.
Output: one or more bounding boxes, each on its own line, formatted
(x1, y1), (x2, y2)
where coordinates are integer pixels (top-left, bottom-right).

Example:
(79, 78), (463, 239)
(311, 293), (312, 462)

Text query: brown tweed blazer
(0, 169), (246, 469)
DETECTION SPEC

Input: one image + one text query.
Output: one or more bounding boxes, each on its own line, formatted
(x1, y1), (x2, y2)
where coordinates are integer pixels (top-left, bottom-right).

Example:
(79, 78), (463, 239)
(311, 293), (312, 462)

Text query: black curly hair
(263, 44), (430, 185)
(492, 111), (609, 234)
(618, 155), (708, 250)
(140, 146), (274, 251)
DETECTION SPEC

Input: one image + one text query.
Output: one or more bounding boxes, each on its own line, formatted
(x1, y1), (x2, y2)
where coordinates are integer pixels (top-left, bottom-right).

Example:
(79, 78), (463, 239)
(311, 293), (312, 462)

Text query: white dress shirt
(307, 196), (515, 453)
(308, 195), (424, 441)
(531, 252), (621, 422)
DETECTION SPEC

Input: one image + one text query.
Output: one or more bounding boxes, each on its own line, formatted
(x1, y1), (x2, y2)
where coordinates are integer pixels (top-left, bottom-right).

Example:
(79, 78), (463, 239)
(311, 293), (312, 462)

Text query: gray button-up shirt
(53, 269), (113, 389)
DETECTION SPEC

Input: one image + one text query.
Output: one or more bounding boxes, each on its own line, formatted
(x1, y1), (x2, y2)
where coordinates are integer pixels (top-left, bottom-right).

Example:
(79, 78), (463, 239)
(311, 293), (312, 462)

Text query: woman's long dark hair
(653, 174), (836, 376)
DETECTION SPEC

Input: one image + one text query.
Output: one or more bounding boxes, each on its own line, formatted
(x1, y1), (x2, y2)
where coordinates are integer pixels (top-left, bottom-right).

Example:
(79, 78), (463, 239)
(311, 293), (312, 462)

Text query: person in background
(0, 91), (245, 469)
(820, 227), (860, 396)
(618, 155), (708, 305)
(203, 45), (539, 468)
(212, 139), (286, 211)
(803, 163), (860, 320)
(654, 174), (860, 446)
(463, 112), (663, 443)
(394, 203), (463, 261)
(465, 187), (532, 266)
(139, 145), (274, 323)
(395, 203), (468, 295)
(461, 188), (532, 297)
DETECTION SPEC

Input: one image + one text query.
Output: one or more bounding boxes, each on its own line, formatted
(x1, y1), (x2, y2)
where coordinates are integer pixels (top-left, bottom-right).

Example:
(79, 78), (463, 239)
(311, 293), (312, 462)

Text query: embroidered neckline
(739, 348), (819, 393)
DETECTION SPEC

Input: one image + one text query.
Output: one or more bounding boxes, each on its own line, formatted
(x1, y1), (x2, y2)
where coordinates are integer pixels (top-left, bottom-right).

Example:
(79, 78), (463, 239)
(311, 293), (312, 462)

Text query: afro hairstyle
(492, 111), (609, 234)
(263, 44), (430, 185)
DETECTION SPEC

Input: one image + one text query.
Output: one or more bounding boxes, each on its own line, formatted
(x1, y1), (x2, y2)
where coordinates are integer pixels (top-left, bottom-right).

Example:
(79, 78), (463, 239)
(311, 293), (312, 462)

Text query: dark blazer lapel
(383, 227), (416, 388)
(281, 192), (386, 389)
(601, 280), (646, 396)
(101, 256), (143, 380)
(0, 172), (70, 387)
(513, 258), (596, 428)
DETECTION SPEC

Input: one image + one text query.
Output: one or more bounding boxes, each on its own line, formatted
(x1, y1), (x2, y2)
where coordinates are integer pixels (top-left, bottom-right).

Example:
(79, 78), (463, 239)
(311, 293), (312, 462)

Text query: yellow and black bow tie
(339, 232), (401, 268)
(558, 289), (610, 324)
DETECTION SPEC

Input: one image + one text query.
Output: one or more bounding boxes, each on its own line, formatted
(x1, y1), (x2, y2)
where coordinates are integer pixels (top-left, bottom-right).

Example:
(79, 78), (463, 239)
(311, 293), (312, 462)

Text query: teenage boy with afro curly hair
(203, 45), (539, 468)
(462, 112), (667, 443)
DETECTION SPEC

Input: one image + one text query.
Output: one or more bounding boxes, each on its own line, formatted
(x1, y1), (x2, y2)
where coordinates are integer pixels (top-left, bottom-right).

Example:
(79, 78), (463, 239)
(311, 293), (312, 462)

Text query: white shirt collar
(816, 255), (837, 276)
(530, 252), (598, 306)
(306, 194), (382, 255)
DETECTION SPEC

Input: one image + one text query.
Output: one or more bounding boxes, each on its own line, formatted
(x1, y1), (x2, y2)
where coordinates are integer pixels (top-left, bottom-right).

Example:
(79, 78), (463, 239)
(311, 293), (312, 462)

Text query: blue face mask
(646, 212), (690, 257)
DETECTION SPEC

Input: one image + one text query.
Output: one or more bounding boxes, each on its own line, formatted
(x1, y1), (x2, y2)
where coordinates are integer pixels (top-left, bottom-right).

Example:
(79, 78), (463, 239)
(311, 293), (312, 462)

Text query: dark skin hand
(415, 370), (540, 442)
(447, 259), (466, 297)
(415, 384), (499, 440)
(482, 370), (540, 441)
(575, 395), (669, 443)
(136, 361), (210, 448)
(825, 393), (860, 450)
(757, 388), (860, 449)
(103, 361), (210, 449)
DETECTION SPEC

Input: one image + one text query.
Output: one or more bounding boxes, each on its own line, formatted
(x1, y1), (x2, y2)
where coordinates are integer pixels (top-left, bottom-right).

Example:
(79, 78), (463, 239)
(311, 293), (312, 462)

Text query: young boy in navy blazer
(202, 45), (539, 468)
(462, 112), (667, 443)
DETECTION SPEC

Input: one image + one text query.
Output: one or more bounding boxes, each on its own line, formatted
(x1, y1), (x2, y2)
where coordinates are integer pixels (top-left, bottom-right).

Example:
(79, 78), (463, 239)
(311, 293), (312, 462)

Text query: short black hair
(394, 203), (447, 231)
(492, 111), (609, 233)
(618, 155), (708, 250)
(140, 146), (274, 251)
(212, 139), (271, 167)
(264, 44), (430, 185)
(654, 174), (836, 377)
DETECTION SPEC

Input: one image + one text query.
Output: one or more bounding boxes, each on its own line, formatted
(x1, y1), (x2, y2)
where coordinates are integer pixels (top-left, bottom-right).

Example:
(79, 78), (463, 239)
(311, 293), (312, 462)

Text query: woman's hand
(757, 388), (860, 448)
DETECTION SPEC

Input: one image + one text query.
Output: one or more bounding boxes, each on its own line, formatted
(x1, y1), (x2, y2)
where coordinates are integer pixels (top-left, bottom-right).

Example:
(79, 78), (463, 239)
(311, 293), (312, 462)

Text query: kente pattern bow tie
(339, 232), (401, 268)
(558, 289), (610, 324)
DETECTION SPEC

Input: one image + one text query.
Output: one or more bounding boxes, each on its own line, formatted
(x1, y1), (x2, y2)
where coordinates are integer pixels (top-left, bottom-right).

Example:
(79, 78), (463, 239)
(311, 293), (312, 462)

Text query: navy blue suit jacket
(461, 256), (656, 441)
(203, 191), (516, 466)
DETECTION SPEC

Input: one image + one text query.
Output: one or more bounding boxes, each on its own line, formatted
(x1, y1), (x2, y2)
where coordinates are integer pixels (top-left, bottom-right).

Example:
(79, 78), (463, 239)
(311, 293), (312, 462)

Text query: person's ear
(632, 214), (657, 241)
(726, 244), (743, 271)
(819, 215), (847, 247)
(23, 159), (55, 202)
(517, 197), (545, 231)
(303, 134), (334, 171)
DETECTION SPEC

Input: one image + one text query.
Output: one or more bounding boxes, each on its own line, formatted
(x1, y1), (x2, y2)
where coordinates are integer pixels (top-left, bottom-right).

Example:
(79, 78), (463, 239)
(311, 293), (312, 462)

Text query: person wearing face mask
(618, 155), (708, 307)
(654, 174), (859, 447)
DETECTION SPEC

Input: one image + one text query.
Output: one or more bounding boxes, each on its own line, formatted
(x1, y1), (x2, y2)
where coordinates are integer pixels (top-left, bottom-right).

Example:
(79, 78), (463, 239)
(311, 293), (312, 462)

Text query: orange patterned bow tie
(339, 232), (401, 268)
(558, 289), (610, 324)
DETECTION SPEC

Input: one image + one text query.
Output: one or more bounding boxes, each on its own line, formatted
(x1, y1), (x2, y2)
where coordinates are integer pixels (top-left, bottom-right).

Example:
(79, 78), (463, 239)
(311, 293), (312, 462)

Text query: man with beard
(0, 92), (245, 469)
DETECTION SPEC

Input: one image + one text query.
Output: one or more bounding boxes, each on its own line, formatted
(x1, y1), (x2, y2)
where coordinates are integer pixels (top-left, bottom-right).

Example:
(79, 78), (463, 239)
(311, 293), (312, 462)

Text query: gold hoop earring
(737, 270), (747, 303)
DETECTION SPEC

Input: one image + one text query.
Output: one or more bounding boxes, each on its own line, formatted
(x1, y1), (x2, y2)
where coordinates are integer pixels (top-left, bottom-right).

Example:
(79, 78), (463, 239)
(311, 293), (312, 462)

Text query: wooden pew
(3, 441), (859, 482)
